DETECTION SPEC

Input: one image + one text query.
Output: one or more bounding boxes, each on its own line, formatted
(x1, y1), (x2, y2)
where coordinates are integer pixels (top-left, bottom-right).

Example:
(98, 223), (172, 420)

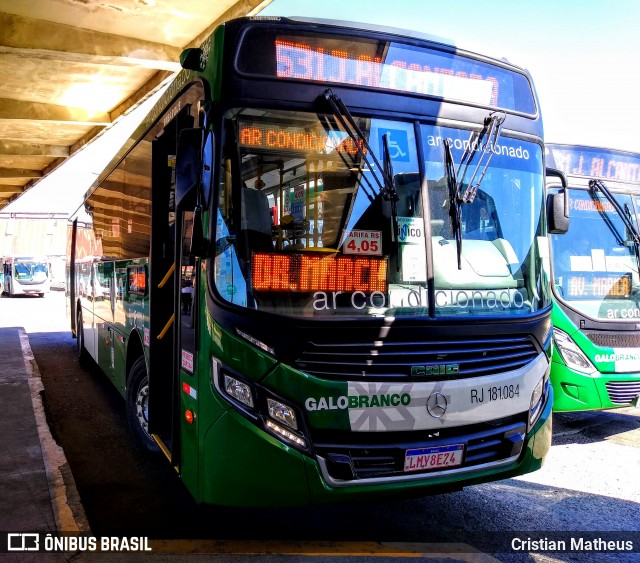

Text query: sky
(5, 0), (640, 215)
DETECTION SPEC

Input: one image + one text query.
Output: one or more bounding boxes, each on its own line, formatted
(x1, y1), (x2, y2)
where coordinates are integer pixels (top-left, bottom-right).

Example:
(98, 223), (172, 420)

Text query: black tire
(126, 356), (160, 454)
(75, 309), (90, 369)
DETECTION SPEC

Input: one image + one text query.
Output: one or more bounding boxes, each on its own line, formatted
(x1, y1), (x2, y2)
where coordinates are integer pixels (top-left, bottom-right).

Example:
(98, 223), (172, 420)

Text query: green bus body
(547, 144), (640, 412)
(69, 17), (554, 507)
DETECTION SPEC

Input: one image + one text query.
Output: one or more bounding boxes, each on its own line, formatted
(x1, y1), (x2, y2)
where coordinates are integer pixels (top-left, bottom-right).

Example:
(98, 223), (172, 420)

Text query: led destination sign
(568, 197), (615, 214)
(239, 122), (362, 156)
(251, 253), (388, 293)
(236, 27), (536, 114)
(567, 274), (631, 299)
(276, 38), (496, 105)
(547, 144), (640, 184)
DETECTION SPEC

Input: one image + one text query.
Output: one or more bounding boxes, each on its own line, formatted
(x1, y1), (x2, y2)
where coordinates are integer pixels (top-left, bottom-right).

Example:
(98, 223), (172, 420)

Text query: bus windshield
(14, 259), (48, 283)
(213, 108), (547, 318)
(550, 187), (640, 320)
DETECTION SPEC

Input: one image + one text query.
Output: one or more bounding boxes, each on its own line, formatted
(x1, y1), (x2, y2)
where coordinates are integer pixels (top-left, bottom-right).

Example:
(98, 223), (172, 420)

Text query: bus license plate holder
(404, 444), (464, 472)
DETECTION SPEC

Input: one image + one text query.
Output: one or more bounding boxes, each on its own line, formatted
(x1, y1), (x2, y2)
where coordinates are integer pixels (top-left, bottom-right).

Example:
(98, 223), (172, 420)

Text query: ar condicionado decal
(305, 393), (411, 411)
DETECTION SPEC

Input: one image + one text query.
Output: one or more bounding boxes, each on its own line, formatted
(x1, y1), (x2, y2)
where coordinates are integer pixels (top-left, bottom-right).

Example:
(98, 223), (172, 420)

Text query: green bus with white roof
(546, 144), (640, 411)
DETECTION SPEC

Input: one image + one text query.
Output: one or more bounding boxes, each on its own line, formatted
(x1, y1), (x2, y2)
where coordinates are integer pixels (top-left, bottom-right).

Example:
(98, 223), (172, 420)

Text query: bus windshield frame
(234, 23), (537, 116)
(212, 107), (547, 320)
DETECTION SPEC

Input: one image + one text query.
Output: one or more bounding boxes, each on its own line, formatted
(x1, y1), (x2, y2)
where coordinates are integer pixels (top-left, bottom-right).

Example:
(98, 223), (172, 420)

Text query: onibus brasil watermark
(5, 533), (152, 553)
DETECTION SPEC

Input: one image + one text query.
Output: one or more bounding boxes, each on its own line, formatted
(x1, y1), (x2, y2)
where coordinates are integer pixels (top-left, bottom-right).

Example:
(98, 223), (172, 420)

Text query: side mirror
(176, 128), (205, 210)
(180, 48), (204, 71)
(546, 167), (570, 234)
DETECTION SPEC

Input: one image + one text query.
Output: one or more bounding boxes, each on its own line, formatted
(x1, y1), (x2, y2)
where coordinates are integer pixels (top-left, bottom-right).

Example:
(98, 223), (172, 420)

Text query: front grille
(315, 416), (526, 481)
(605, 381), (640, 404)
(295, 335), (538, 380)
(585, 331), (640, 348)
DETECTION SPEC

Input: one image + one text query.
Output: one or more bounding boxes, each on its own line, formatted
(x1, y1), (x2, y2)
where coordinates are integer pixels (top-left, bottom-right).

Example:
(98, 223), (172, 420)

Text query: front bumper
(551, 361), (640, 411)
(200, 386), (553, 507)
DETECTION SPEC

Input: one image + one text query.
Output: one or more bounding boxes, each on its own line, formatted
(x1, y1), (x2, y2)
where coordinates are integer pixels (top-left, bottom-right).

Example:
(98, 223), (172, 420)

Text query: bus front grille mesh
(605, 381), (640, 404)
(294, 335), (538, 380)
(584, 331), (640, 348)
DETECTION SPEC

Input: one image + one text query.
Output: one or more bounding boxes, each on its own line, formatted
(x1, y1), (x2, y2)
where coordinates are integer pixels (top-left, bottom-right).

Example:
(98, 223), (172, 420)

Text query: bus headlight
(529, 371), (549, 430)
(212, 358), (309, 452)
(553, 327), (597, 374)
(266, 397), (307, 448)
(224, 375), (254, 408)
(267, 398), (298, 430)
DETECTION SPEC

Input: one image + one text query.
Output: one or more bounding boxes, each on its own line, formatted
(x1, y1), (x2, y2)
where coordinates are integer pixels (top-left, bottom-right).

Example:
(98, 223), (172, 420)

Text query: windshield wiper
(322, 89), (401, 260)
(381, 132), (401, 270)
(323, 89), (398, 203)
(444, 111), (506, 269)
(457, 111), (506, 203)
(444, 139), (463, 269)
(589, 179), (640, 268)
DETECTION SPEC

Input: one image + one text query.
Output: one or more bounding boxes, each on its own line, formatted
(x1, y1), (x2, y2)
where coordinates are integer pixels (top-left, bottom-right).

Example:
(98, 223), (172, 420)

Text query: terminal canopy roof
(0, 0), (272, 212)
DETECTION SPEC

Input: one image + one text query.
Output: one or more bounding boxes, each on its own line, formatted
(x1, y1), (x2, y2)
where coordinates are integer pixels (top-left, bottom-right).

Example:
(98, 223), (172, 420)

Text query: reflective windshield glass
(421, 125), (547, 316)
(15, 260), (48, 281)
(550, 188), (640, 320)
(213, 109), (547, 319)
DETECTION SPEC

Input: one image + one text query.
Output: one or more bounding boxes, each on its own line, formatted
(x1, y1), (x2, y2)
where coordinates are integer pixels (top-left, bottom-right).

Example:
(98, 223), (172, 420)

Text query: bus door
(147, 91), (203, 480)
(175, 201), (198, 491)
(172, 123), (211, 493)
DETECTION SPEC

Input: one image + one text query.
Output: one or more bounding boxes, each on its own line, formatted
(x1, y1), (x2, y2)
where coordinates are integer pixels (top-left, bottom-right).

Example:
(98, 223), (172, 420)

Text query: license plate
(404, 444), (464, 472)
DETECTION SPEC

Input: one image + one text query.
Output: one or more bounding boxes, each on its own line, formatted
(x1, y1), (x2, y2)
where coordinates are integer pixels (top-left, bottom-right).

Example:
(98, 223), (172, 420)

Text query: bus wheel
(76, 310), (90, 369)
(126, 356), (159, 454)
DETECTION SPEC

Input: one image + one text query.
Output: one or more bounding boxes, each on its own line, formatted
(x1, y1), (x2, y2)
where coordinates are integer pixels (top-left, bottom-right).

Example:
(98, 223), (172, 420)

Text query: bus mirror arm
(546, 167), (570, 234)
(176, 128), (205, 210)
(189, 205), (210, 258)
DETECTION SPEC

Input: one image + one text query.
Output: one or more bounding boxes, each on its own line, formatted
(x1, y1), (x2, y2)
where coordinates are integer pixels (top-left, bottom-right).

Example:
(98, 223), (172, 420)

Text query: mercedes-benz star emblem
(426, 392), (448, 418)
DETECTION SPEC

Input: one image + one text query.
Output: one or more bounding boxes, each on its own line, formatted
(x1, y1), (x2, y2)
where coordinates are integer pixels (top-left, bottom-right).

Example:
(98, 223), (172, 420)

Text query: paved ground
(2, 291), (640, 562)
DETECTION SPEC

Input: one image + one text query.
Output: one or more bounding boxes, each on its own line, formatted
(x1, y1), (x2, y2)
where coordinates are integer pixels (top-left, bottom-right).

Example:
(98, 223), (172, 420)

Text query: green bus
(546, 144), (640, 411)
(68, 16), (559, 507)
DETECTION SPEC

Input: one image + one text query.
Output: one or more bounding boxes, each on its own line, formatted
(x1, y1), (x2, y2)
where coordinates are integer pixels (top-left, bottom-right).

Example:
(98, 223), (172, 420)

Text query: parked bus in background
(546, 144), (640, 411)
(68, 17), (562, 507)
(1, 255), (50, 297)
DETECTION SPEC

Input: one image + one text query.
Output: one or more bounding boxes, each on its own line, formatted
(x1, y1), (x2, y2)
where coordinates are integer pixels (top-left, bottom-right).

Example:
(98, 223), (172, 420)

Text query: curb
(19, 328), (91, 534)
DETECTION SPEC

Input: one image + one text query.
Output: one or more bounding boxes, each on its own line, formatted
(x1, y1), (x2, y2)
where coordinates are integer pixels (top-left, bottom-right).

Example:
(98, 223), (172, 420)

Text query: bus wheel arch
(125, 346), (160, 454)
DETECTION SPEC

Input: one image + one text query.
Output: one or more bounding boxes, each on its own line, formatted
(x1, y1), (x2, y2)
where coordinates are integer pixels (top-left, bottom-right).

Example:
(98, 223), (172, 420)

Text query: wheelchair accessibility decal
(379, 129), (410, 162)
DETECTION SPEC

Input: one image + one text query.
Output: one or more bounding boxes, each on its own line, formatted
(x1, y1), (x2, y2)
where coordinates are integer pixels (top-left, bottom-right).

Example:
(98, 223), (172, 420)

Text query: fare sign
(342, 230), (382, 256)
